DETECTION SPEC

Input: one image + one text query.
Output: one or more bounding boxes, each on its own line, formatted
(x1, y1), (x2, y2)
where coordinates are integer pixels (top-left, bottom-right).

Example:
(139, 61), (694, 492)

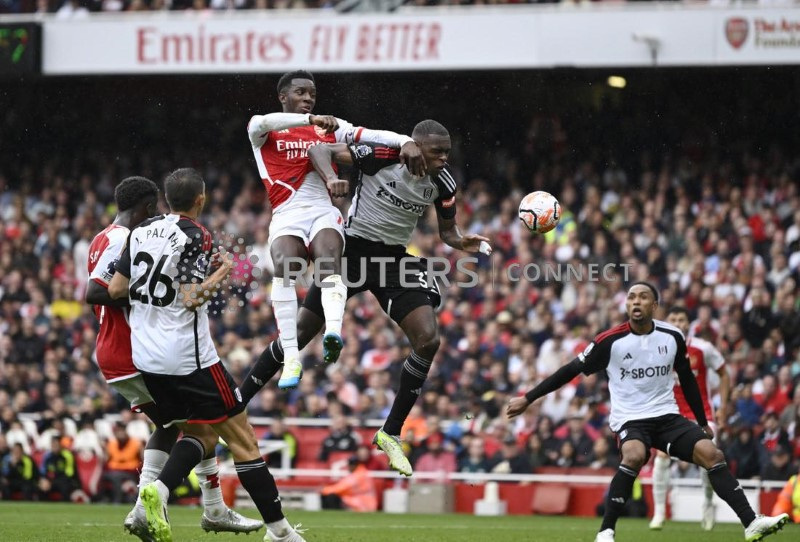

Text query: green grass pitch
(0, 503), (796, 541)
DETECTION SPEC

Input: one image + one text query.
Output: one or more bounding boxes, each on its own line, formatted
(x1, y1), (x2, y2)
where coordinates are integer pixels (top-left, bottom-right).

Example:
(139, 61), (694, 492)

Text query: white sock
(652, 454), (671, 519)
(135, 449), (169, 509)
(195, 457), (226, 517)
(700, 468), (714, 506)
(267, 517), (291, 536)
(320, 274), (346, 336)
(271, 278), (298, 361)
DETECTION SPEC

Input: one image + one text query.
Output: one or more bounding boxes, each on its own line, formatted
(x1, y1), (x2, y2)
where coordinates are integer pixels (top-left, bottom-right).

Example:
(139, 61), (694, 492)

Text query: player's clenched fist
(326, 178), (349, 198)
(310, 114), (339, 133)
(399, 141), (426, 177)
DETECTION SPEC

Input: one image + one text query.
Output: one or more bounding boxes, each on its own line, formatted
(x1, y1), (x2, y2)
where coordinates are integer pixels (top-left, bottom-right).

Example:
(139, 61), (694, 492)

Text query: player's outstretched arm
(437, 216), (492, 254)
(337, 123), (425, 177)
(247, 113), (338, 146)
(507, 359), (583, 418)
(308, 143), (352, 198)
(85, 280), (129, 307)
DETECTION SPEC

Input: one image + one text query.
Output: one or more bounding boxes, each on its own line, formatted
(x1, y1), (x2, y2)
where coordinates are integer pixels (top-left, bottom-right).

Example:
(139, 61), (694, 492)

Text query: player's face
(280, 78), (316, 115)
(625, 285), (657, 323)
(666, 312), (690, 335)
(419, 134), (451, 176)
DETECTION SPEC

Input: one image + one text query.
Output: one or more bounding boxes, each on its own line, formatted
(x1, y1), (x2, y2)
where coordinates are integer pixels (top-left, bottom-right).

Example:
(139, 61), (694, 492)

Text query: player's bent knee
(412, 333), (440, 360)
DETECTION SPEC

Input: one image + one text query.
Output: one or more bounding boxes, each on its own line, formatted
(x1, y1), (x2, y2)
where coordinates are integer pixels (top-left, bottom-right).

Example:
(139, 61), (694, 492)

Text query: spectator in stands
(588, 437), (619, 470)
(3, 419), (32, 456)
(757, 375), (792, 417)
(725, 426), (767, 480)
(39, 436), (82, 501)
(248, 388), (283, 418)
(490, 435), (531, 474)
(318, 415), (361, 462)
(558, 410), (596, 466)
(100, 422), (141, 503)
(458, 436), (490, 473)
(761, 445), (796, 482)
(320, 456), (378, 512)
(415, 432), (456, 477)
(735, 383), (764, 427)
(262, 419), (297, 468)
(761, 411), (792, 454)
(1, 443), (39, 500)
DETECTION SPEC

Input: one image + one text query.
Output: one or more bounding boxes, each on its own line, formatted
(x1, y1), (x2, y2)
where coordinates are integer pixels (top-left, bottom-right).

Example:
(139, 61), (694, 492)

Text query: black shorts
(616, 413), (710, 463)
(303, 234), (441, 324)
(140, 362), (245, 428)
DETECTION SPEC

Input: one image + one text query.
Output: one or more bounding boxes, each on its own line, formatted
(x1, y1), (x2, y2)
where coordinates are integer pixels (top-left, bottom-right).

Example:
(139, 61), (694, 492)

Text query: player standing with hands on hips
(507, 282), (789, 542)
(247, 70), (425, 390)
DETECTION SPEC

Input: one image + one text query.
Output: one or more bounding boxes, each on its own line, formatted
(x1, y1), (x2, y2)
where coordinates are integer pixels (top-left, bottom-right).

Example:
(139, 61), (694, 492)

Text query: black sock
(600, 464), (638, 532)
(158, 436), (205, 491)
(382, 351), (431, 436)
(707, 462), (756, 526)
(235, 458), (284, 523)
(240, 341), (284, 403)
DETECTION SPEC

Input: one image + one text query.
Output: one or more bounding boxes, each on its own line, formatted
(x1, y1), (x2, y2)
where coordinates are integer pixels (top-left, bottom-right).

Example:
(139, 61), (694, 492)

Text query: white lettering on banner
(137, 25), (292, 64)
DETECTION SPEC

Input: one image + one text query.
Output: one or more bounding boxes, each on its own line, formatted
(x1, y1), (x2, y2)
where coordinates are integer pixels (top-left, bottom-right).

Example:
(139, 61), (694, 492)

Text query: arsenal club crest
(314, 126), (329, 137)
(725, 17), (748, 50)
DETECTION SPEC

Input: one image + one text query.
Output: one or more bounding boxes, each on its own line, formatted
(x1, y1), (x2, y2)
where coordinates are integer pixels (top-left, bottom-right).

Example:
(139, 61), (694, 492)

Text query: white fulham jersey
(577, 320), (689, 431)
(345, 143), (457, 247)
(115, 214), (219, 376)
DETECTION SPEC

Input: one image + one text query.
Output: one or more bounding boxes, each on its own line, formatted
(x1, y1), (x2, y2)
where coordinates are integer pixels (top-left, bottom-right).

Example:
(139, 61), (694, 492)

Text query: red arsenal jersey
(88, 224), (136, 382)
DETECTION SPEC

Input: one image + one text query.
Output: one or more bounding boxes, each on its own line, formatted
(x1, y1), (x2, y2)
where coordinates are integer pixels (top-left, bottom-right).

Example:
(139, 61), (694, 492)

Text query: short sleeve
(348, 143), (400, 176)
(434, 166), (458, 220)
(89, 229), (128, 286)
(577, 338), (611, 375)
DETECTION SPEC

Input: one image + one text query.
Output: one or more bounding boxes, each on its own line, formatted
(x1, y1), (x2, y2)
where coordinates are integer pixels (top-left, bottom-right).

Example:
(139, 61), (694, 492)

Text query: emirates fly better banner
(41, 7), (800, 74)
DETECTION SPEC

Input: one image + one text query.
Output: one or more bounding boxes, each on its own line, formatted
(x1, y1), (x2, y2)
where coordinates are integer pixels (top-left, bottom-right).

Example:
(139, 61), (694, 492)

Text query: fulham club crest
(725, 17), (748, 50)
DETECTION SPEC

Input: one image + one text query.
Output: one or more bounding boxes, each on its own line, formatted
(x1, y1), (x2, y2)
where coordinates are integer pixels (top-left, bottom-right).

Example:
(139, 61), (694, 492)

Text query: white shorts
(109, 374), (153, 409)
(268, 203), (344, 247)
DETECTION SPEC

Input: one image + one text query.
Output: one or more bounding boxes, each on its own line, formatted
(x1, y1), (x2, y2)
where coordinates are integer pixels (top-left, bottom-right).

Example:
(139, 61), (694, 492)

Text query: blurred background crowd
(4, 0), (800, 17)
(1, 67), (799, 502)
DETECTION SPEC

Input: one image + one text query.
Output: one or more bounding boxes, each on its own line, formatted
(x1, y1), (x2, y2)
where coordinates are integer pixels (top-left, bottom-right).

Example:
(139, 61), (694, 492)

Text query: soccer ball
(518, 191), (561, 233)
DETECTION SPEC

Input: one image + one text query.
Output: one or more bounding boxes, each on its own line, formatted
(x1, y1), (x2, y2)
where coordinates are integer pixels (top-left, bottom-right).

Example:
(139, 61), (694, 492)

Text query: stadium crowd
(3, 0), (795, 16)
(1, 74), (800, 502)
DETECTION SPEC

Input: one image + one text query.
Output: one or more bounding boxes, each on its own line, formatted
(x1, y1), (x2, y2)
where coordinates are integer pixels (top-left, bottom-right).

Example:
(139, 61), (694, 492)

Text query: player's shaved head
(115, 176), (158, 212)
(629, 281), (659, 303)
(277, 70), (315, 94)
(164, 168), (205, 213)
(412, 119), (449, 140)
